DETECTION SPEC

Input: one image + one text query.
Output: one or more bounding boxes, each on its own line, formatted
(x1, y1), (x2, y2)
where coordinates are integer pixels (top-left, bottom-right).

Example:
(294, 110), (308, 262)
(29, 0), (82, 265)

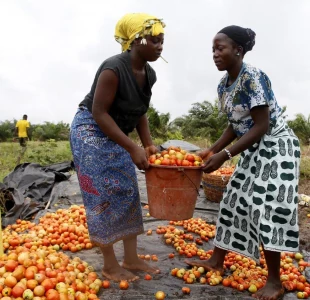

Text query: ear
(133, 38), (142, 47)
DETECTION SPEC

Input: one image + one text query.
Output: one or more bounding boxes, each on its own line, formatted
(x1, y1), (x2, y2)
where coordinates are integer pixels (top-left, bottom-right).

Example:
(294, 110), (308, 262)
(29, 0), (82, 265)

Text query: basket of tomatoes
(146, 146), (203, 220)
(202, 166), (235, 203)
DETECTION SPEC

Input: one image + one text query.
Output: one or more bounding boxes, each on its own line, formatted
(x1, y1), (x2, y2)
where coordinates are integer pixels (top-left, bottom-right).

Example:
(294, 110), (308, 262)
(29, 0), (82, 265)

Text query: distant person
(185, 26), (300, 300)
(15, 114), (30, 147)
(70, 13), (165, 282)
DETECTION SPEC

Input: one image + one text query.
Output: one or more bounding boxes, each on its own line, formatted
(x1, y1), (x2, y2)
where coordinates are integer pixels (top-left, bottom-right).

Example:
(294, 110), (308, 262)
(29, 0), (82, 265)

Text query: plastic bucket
(145, 165), (203, 220)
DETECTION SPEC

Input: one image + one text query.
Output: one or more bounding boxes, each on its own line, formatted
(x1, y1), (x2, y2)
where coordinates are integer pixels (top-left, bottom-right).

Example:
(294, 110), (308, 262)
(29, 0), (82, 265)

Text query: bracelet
(223, 148), (233, 160)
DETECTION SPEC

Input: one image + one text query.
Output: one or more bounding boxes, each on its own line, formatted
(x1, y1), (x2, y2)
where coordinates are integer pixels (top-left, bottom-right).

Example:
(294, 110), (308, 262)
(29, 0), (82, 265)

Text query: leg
(254, 249), (284, 300)
(100, 244), (139, 282)
(122, 235), (160, 274)
(185, 246), (226, 275)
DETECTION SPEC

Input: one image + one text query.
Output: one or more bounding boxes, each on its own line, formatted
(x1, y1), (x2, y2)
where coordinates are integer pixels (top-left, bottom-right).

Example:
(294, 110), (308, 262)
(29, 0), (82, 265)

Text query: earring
(140, 38), (147, 45)
(236, 52), (240, 56)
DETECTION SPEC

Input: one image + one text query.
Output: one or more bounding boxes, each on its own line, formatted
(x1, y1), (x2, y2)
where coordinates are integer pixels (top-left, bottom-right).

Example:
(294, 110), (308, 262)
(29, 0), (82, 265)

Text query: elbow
(258, 123), (270, 136)
(92, 109), (104, 124)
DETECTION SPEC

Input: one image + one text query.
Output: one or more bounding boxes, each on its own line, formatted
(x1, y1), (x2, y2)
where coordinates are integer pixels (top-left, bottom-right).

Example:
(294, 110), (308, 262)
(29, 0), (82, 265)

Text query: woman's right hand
(130, 145), (149, 170)
(198, 148), (214, 161)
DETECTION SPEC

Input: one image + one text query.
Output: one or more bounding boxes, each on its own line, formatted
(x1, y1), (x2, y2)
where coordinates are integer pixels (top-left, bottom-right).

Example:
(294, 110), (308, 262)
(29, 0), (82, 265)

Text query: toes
(128, 275), (139, 282)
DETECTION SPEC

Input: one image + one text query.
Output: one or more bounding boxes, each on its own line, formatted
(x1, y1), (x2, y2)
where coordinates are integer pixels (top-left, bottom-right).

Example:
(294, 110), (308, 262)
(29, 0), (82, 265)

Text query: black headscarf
(218, 25), (256, 54)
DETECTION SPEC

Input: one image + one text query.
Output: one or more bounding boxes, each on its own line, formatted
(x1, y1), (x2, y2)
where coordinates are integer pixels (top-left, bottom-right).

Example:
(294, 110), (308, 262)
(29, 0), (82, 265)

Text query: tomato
(297, 282), (305, 291)
(5, 260), (18, 272)
(119, 280), (129, 290)
(155, 291), (166, 299)
(161, 158), (171, 165)
(185, 154), (195, 162)
(23, 289), (34, 300)
(11, 285), (25, 298)
(182, 287), (190, 294)
(33, 285), (45, 297)
(102, 280), (110, 289)
(222, 278), (231, 287)
(41, 278), (54, 292)
(144, 274), (152, 280)
(46, 289), (60, 300)
(181, 160), (190, 166)
(4, 275), (17, 288)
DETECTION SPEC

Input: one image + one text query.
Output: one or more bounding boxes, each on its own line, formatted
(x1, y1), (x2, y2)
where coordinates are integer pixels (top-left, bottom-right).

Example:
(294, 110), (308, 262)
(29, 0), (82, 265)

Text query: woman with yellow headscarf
(70, 13), (165, 282)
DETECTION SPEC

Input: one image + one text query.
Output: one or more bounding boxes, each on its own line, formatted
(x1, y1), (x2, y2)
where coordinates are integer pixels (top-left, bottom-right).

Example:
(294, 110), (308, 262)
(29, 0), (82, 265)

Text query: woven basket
(202, 173), (231, 203)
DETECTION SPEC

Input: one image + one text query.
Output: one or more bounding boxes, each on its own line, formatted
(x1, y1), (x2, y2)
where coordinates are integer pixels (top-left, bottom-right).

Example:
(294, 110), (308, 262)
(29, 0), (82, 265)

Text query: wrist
(222, 148), (233, 160)
(209, 144), (221, 154)
(125, 141), (139, 154)
(144, 144), (154, 149)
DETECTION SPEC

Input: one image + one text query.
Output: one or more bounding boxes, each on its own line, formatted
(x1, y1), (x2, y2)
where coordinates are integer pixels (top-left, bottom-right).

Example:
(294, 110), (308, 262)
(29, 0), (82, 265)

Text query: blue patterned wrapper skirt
(70, 107), (144, 246)
(213, 117), (301, 261)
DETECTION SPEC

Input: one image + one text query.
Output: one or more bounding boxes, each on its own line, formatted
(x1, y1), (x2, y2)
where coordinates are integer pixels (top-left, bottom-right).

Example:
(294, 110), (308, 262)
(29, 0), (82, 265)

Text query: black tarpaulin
(0, 161), (73, 226)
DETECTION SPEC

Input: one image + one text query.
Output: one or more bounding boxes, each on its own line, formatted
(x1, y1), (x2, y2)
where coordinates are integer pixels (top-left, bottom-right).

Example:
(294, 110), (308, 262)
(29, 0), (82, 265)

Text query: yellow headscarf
(115, 13), (165, 52)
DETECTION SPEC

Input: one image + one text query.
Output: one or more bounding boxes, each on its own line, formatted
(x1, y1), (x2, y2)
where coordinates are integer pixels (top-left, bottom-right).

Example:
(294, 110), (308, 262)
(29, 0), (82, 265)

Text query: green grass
(0, 141), (73, 182)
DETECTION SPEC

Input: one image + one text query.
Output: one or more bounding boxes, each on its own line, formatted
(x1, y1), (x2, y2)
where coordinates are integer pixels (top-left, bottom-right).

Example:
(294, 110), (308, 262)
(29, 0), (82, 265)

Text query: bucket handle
(177, 167), (200, 196)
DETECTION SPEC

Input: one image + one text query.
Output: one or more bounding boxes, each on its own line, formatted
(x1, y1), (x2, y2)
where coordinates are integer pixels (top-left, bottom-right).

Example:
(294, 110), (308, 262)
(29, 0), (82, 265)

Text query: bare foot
(102, 265), (139, 282)
(184, 258), (224, 275)
(253, 281), (284, 300)
(122, 258), (160, 274)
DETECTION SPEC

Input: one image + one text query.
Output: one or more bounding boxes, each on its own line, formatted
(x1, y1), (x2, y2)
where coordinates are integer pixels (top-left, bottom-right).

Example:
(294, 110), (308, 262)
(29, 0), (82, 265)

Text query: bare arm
(136, 114), (153, 148)
(92, 70), (136, 152)
(136, 113), (159, 157)
(210, 124), (237, 153)
(200, 124), (237, 160)
(92, 70), (149, 170)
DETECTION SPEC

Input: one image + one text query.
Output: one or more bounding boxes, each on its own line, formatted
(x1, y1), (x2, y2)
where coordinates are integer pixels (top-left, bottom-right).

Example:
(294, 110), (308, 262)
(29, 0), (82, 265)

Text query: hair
(218, 25), (256, 54)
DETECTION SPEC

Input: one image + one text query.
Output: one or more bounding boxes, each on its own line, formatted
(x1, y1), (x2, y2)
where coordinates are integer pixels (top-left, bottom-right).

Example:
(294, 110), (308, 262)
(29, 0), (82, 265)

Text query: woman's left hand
(202, 151), (228, 173)
(144, 145), (159, 158)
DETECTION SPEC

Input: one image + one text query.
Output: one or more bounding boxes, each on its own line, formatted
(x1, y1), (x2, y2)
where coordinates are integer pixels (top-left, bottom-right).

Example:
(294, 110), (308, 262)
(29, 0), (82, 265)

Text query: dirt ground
(299, 177), (310, 195)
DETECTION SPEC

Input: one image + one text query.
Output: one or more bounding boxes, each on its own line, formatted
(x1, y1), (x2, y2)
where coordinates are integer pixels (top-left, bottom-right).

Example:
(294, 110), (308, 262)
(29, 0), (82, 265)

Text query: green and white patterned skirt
(213, 117), (301, 261)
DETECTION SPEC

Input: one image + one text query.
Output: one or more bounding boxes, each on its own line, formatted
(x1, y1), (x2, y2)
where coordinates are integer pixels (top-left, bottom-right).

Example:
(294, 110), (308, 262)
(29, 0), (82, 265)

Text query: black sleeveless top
(79, 51), (157, 135)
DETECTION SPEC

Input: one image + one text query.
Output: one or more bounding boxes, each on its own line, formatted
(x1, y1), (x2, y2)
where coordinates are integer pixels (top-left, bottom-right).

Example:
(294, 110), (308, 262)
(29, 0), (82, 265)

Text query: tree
(0, 120), (15, 141)
(171, 100), (228, 143)
(287, 113), (310, 145)
(147, 105), (182, 140)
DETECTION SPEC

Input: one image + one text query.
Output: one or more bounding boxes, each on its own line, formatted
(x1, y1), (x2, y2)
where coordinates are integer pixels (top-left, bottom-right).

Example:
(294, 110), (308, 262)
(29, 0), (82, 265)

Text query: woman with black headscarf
(186, 25), (300, 300)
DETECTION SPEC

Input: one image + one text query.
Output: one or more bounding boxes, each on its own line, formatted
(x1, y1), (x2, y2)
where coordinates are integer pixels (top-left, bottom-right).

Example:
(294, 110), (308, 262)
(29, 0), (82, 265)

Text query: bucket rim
(148, 164), (203, 170)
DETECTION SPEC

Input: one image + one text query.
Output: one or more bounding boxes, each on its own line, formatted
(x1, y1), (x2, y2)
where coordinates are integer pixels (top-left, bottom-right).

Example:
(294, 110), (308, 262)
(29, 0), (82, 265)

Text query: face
(212, 33), (241, 71)
(135, 33), (164, 62)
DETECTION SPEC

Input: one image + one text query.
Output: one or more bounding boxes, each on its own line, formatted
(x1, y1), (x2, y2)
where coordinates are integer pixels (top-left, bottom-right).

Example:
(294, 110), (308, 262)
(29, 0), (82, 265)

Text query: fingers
(202, 161), (215, 173)
(143, 160), (150, 170)
(136, 159), (149, 170)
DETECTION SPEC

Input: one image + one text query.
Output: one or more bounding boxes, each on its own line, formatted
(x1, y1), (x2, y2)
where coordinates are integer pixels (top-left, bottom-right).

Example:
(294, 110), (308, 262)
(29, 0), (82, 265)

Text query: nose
(158, 43), (163, 51)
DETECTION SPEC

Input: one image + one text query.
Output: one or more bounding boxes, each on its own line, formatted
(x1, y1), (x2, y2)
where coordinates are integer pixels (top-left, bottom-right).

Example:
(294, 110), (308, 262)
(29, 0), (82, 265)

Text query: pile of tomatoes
(209, 166), (235, 176)
(148, 146), (202, 167)
(2, 205), (93, 253)
(0, 247), (101, 300)
(157, 218), (310, 299)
